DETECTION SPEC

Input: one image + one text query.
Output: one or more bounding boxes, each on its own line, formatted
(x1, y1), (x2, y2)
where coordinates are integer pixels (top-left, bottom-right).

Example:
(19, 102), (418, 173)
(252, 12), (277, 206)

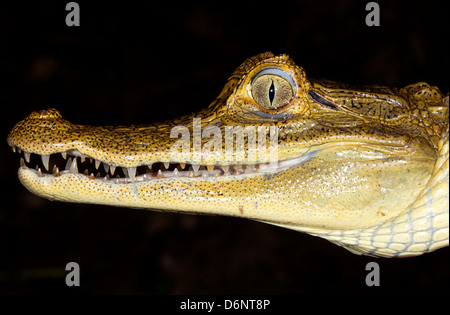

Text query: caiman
(7, 52), (449, 258)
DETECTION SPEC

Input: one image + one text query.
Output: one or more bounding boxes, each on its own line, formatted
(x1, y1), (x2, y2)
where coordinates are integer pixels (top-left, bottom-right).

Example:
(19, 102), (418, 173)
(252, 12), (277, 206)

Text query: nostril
(28, 108), (63, 119)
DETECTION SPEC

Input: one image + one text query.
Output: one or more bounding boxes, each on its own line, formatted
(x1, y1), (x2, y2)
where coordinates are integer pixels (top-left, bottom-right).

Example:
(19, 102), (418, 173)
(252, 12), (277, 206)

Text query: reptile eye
(251, 68), (295, 110)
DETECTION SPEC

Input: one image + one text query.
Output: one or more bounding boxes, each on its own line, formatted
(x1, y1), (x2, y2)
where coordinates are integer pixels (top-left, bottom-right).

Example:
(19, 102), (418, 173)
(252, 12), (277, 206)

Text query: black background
(0, 0), (448, 295)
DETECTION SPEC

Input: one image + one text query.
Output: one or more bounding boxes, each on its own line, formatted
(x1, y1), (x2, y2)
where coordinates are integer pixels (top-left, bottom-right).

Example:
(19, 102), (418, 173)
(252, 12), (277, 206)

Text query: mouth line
(11, 146), (316, 184)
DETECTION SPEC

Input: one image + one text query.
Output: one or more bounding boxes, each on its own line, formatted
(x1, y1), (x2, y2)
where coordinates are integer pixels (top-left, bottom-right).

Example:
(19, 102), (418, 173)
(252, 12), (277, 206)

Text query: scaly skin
(7, 52), (449, 257)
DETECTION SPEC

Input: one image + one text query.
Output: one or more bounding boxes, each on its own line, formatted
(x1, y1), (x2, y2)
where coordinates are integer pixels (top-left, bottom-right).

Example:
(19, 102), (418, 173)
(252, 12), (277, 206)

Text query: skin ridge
(7, 52), (449, 258)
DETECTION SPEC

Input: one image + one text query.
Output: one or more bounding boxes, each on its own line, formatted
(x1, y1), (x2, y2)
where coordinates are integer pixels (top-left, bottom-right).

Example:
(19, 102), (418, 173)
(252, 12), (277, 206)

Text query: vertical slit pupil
(268, 81), (275, 104)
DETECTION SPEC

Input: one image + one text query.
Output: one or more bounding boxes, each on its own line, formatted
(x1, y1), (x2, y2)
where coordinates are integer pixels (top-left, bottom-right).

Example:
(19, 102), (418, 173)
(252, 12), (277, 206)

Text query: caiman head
(7, 52), (449, 257)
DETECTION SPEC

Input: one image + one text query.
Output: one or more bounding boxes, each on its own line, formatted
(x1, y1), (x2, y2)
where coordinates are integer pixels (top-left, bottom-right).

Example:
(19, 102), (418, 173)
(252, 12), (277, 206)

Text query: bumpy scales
(7, 52), (449, 257)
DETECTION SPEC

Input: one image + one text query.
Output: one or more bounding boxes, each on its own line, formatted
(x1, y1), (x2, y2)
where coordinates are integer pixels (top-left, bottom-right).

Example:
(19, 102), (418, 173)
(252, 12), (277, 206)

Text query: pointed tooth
(179, 163), (186, 169)
(221, 165), (229, 173)
(65, 157), (73, 171)
(20, 157), (26, 167)
(80, 156), (86, 163)
(173, 168), (179, 176)
(192, 164), (200, 172)
(89, 173), (95, 180)
(127, 167), (136, 182)
(11, 146), (16, 153)
(189, 170), (195, 177)
(202, 171), (208, 177)
(103, 163), (110, 173)
(148, 164), (153, 171)
(110, 165), (116, 175)
(70, 157), (78, 174)
(95, 159), (101, 169)
(122, 167), (128, 177)
(104, 174), (110, 180)
(24, 152), (31, 163)
(53, 165), (58, 174)
(61, 151), (67, 160)
(206, 165), (214, 173)
(96, 172), (101, 178)
(54, 167), (60, 177)
(89, 157), (93, 164)
(84, 169), (89, 175)
(18, 148), (22, 154)
(41, 154), (50, 171)
(163, 162), (170, 169)
(157, 169), (164, 178)
(37, 168), (43, 177)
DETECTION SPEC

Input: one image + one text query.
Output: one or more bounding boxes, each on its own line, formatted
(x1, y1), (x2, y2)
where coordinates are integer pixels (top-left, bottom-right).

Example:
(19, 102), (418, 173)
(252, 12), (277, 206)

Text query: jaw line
(16, 150), (319, 185)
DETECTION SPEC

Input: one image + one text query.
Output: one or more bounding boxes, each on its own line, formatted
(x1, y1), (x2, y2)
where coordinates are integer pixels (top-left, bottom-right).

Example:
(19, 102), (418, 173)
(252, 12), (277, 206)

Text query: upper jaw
(7, 108), (434, 184)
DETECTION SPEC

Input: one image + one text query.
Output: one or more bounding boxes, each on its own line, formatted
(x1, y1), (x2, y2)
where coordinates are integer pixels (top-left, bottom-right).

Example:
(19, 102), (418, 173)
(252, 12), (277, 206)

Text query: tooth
(192, 164), (200, 172)
(89, 158), (93, 164)
(80, 156), (86, 163)
(206, 165), (214, 173)
(127, 167), (136, 182)
(110, 165), (116, 175)
(122, 167), (128, 177)
(148, 164), (153, 171)
(89, 173), (95, 180)
(95, 160), (101, 169)
(12, 146), (16, 153)
(202, 171), (208, 177)
(53, 165), (58, 174)
(61, 151), (67, 160)
(96, 172), (101, 178)
(179, 163), (186, 169)
(70, 157), (78, 174)
(173, 168), (179, 176)
(189, 170), (195, 177)
(24, 152), (31, 163)
(54, 167), (60, 177)
(18, 148), (22, 154)
(103, 163), (110, 173)
(84, 169), (89, 175)
(221, 165), (229, 173)
(41, 155), (50, 171)
(20, 157), (26, 167)
(37, 168), (42, 177)
(164, 162), (170, 169)
(157, 169), (164, 178)
(65, 157), (73, 171)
